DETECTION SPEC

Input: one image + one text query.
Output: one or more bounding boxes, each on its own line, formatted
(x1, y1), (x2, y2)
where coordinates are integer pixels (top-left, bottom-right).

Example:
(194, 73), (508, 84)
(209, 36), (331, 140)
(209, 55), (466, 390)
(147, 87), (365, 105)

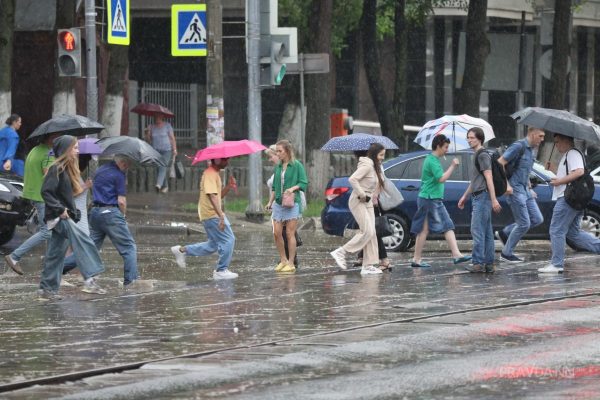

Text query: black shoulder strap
(474, 148), (490, 175)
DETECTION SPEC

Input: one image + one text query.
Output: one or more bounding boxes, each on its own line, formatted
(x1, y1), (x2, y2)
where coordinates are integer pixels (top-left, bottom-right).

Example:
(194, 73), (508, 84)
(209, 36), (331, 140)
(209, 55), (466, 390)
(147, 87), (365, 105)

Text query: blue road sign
(171, 4), (207, 57)
(108, 0), (129, 45)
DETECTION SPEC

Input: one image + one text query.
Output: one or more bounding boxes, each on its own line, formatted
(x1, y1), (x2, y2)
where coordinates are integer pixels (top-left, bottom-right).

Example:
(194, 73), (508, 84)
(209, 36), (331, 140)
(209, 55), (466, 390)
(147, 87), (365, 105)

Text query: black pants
(358, 205), (387, 261)
(282, 225), (301, 268)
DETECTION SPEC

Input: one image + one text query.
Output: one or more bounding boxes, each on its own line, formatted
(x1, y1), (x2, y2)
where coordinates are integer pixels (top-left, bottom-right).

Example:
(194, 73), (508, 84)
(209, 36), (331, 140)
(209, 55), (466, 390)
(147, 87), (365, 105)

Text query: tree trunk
(53, 0), (77, 116)
(455, 0), (489, 116)
(392, 0), (407, 148)
(304, 0), (333, 198)
(0, 0), (15, 118)
(361, 0), (391, 136)
(545, 0), (571, 109)
(100, 45), (128, 137)
(539, 0), (572, 164)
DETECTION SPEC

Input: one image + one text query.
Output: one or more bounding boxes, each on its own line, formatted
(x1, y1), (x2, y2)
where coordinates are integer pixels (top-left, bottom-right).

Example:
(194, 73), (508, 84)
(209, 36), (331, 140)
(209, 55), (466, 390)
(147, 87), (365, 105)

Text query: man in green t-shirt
(5, 135), (56, 275)
(409, 134), (471, 268)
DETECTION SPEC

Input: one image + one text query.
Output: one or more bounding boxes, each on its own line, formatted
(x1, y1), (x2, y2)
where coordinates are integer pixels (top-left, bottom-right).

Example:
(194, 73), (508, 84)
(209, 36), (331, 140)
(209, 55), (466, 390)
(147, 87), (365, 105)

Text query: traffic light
(270, 41), (286, 86)
(57, 28), (82, 77)
(255, 0), (297, 87)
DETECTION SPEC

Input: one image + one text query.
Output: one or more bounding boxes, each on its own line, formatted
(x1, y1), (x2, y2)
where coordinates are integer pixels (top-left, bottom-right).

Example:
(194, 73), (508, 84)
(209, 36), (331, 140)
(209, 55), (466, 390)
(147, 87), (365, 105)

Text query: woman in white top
(145, 114), (177, 193)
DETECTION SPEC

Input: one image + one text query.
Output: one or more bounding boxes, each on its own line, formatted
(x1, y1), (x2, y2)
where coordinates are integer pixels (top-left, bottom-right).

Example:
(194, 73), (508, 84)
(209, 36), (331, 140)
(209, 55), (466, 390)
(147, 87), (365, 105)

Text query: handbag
(379, 177), (404, 211)
(375, 215), (394, 237)
(174, 156), (185, 179)
(282, 192), (295, 208)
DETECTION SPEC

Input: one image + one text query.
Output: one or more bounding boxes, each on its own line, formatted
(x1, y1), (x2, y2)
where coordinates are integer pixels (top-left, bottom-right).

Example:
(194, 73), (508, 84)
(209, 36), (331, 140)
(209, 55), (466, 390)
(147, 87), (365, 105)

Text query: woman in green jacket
(265, 140), (308, 273)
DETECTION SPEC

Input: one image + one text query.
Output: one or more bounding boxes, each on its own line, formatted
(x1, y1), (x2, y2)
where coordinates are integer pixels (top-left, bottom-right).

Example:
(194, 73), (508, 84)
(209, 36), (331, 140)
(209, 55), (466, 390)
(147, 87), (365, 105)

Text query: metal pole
(245, 0), (264, 222)
(85, 0), (98, 121)
(299, 53), (306, 166)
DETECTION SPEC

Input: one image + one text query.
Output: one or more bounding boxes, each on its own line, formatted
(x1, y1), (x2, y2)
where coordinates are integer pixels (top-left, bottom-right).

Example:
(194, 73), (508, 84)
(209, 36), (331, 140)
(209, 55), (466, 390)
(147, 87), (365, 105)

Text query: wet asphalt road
(1, 221), (600, 399)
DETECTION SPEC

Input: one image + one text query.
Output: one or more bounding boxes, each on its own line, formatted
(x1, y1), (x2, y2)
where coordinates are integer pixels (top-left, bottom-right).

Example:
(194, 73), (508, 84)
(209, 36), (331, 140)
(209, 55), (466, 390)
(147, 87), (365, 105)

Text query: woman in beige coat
(330, 143), (385, 275)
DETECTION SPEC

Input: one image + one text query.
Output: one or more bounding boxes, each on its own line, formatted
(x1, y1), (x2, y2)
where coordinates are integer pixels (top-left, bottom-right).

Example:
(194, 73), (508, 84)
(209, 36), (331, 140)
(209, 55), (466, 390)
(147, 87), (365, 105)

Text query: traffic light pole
(245, 0), (264, 222)
(85, 0), (98, 121)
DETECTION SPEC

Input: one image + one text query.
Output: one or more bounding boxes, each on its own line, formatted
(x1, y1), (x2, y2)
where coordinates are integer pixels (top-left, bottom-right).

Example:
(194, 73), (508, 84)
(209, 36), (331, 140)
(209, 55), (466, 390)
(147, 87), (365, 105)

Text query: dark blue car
(321, 150), (600, 252)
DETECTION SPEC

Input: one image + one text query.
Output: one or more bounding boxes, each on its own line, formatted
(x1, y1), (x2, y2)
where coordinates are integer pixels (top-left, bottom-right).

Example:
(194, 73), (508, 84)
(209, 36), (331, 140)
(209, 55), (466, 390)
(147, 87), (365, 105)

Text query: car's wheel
(382, 213), (411, 252)
(567, 209), (600, 251)
(0, 225), (16, 246)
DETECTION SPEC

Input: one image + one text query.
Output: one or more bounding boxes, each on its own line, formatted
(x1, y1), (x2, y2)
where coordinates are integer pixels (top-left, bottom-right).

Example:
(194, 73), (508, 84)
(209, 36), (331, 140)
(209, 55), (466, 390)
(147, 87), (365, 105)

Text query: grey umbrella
(96, 136), (166, 167)
(511, 107), (600, 144)
(28, 114), (104, 140)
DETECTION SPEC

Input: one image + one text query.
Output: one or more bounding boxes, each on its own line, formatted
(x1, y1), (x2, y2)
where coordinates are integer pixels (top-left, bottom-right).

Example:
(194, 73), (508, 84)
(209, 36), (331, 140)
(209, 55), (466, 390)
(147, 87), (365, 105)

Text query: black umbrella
(511, 107), (600, 144)
(96, 136), (166, 167)
(27, 114), (104, 140)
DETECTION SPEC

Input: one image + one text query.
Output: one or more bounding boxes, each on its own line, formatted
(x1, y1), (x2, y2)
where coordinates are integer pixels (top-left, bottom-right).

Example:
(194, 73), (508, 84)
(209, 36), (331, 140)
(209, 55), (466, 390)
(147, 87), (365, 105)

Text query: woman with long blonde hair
(38, 135), (106, 300)
(265, 140), (308, 273)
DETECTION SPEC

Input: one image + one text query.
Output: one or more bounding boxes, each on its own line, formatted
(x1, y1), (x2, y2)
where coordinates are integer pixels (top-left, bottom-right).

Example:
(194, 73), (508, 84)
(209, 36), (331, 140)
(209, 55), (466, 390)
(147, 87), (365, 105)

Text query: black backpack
(474, 148), (507, 197)
(504, 140), (526, 180)
(564, 149), (595, 211)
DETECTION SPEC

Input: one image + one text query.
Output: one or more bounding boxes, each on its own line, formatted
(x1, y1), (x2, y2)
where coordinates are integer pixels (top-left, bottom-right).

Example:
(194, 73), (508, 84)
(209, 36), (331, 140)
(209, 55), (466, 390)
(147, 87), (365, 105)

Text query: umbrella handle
(452, 122), (456, 152)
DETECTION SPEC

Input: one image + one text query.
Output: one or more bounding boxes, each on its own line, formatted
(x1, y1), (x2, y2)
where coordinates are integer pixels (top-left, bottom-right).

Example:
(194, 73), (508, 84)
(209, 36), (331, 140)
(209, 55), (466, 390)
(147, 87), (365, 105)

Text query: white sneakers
(538, 264), (564, 274)
(171, 245), (187, 268)
(330, 247), (348, 270)
(360, 265), (383, 275)
(213, 269), (238, 280)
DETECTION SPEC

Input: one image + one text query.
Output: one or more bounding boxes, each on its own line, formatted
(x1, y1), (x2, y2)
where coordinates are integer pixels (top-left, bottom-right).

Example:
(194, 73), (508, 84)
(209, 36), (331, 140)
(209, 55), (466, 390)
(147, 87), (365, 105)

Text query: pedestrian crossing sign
(171, 4), (207, 57)
(107, 0), (129, 45)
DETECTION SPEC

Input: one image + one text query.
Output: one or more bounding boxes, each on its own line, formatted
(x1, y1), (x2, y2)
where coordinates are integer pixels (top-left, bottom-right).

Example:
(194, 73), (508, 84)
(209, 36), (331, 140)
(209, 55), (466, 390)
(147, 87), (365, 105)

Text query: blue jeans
(471, 192), (495, 265)
(12, 201), (51, 261)
(410, 198), (455, 235)
(501, 191), (543, 255)
(156, 150), (173, 189)
(550, 197), (600, 267)
(40, 218), (104, 292)
(185, 217), (235, 271)
(88, 207), (138, 285)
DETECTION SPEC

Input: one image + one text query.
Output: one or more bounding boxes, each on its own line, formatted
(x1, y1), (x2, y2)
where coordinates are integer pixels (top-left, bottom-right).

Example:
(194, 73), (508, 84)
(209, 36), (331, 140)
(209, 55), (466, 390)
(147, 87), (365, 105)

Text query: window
(384, 162), (406, 179)
(439, 154), (465, 181)
(402, 157), (425, 180)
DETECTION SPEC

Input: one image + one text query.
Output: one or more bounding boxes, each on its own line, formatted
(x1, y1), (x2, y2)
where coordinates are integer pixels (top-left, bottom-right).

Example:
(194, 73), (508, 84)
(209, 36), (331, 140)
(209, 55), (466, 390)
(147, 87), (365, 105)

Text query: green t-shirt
(418, 153), (445, 199)
(22, 144), (54, 202)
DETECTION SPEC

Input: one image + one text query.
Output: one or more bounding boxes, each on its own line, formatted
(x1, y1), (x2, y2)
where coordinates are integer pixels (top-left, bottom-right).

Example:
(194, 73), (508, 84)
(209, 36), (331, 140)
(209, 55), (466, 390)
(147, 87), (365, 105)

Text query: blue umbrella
(321, 133), (399, 152)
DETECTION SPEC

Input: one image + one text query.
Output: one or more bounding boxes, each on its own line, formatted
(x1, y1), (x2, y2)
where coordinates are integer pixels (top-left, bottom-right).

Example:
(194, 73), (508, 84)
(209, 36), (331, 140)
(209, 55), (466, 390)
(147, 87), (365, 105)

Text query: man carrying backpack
(538, 134), (600, 273)
(496, 127), (545, 263)
(458, 127), (502, 273)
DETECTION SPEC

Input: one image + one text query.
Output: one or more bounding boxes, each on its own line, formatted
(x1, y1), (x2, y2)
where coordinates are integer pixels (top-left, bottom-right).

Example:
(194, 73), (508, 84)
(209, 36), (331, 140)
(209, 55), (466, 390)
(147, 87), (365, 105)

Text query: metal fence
(140, 82), (198, 147)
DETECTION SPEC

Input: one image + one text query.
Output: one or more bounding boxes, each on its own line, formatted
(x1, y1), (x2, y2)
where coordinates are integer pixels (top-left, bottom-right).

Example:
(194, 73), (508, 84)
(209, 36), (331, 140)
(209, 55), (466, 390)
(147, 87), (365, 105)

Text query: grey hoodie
(41, 135), (80, 222)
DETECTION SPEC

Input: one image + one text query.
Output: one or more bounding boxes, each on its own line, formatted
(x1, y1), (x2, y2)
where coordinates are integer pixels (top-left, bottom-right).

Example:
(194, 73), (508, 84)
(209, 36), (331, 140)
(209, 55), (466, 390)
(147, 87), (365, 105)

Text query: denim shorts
(272, 202), (301, 222)
(410, 197), (455, 235)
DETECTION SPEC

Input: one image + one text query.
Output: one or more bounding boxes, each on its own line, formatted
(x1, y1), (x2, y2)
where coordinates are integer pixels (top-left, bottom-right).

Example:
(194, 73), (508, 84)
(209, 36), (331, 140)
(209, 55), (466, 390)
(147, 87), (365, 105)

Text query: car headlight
(0, 183), (11, 192)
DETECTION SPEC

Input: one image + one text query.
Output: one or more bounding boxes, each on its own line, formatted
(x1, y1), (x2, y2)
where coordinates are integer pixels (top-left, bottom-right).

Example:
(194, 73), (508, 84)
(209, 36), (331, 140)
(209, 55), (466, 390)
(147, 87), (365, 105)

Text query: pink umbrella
(192, 140), (267, 165)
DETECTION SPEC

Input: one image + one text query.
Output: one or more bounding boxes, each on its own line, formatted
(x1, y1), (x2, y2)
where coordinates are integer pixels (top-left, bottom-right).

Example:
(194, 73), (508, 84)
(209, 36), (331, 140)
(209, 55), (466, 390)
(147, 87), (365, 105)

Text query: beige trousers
(343, 194), (378, 266)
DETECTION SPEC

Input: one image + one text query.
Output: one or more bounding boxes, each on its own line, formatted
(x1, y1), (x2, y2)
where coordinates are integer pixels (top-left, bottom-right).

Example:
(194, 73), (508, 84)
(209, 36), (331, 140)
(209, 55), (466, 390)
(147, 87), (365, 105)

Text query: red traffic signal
(59, 30), (76, 51)
(57, 28), (82, 77)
